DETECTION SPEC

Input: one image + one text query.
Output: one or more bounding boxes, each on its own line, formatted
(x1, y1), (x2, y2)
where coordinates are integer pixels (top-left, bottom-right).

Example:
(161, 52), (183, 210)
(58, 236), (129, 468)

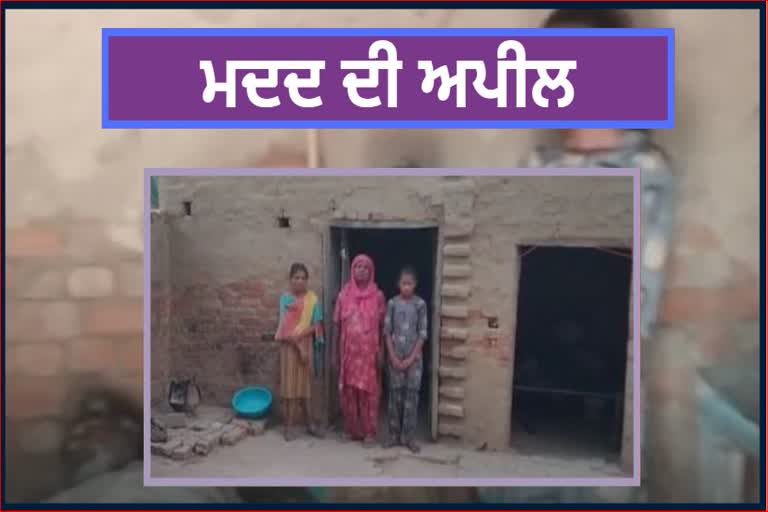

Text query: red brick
(660, 285), (759, 323)
(7, 376), (67, 419)
(115, 338), (144, 372)
(253, 148), (307, 168)
(115, 374), (144, 403)
(82, 301), (143, 335)
(696, 326), (728, 363)
(194, 431), (222, 455)
(171, 441), (195, 460)
(677, 222), (722, 251)
(118, 262), (144, 297)
(694, 321), (757, 363)
(8, 268), (67, 299)
(729, 257), (758, 285)
(68, 338), (117, 372)
(647, 369), (693, 403)
(7, 301), (80, 342)
(7, 226), (63, 259)
(11, 343), (65, 377)
(230, 279), (265, 297)
(221, 425), (248, 445)
(238, 319), (259, 328)
(152, 438), (182, 457)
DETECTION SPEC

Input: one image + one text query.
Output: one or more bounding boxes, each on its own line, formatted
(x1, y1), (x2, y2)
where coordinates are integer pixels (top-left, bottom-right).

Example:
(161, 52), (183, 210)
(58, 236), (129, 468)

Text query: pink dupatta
(335, 254), (385, 393)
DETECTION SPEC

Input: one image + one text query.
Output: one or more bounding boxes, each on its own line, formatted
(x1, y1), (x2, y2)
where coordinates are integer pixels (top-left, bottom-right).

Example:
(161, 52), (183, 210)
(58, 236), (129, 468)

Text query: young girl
(275, 263), (324, 441)
(383, 267), (428, 453)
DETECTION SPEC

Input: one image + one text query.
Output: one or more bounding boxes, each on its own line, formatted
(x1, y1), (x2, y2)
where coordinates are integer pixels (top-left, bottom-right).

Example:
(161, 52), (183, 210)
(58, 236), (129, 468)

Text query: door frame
(324, 221), (441, 441)
(511, 238), (634, 464)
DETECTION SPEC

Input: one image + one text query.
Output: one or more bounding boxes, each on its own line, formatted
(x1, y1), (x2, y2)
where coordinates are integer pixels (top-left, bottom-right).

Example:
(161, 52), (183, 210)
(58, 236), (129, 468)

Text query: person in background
(478, 8), (676, 504)
(275, 263), (325, 441)
(383, 267), (429, 453)
(528, 9), (676, 341)
(334, 254), (387, 447)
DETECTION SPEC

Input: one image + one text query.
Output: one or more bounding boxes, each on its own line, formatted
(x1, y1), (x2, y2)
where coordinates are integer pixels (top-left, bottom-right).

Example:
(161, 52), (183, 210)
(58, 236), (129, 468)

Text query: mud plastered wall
(5, 8), (760, 503)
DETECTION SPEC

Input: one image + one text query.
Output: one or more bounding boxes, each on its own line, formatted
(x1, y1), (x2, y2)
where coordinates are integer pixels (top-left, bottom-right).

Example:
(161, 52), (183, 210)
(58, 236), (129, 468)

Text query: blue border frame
(101, 27), (675, 129)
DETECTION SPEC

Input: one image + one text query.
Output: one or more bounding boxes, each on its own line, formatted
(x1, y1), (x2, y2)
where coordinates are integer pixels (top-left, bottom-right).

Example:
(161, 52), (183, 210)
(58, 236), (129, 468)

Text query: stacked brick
(151, 410), (266, 460)
(435, 177), (477, 440)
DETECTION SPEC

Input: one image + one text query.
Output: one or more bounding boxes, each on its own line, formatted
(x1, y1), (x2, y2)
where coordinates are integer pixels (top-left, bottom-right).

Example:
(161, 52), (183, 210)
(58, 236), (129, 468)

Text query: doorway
(511, 245), (632, 460)
(325, 224), (440, 441)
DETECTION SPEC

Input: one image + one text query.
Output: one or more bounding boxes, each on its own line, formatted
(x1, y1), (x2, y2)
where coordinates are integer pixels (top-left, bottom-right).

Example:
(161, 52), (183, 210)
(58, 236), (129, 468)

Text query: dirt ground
(151, 428), (624, 480)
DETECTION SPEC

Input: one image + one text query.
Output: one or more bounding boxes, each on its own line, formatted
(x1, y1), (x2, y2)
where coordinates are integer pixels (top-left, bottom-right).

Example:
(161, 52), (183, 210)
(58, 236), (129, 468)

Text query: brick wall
(151, 153), (312, 407)
(5, 220), (144, 500)
(642, 220), (759, 500)
(157, 175), (634, 449)
(150, 211), (171, 405)
(167, 276), (284, 405)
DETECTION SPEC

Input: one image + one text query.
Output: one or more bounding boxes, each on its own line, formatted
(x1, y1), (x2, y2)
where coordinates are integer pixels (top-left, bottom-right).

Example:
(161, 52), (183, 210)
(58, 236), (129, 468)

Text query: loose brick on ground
(151, 438), (182, 457)
(171, 441), (196, 460)
(232, 418), (267, 436)
(193, 428), (226, 455)
(221, 425), (248, 445)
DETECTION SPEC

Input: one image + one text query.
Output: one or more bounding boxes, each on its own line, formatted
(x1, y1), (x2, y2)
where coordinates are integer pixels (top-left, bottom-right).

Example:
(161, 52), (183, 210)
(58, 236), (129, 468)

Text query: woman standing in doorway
(275, 263), (325, 441)
(334, 254), (387, 447)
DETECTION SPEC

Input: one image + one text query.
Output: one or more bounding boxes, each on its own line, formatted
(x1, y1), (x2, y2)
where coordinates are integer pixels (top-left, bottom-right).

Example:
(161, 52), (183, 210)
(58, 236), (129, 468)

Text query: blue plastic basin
(231, 386), (273, 419)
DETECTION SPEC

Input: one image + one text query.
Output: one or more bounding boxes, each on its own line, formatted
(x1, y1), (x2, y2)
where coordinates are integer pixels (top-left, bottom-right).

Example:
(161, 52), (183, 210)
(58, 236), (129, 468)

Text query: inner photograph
(148, 171), (636, 481)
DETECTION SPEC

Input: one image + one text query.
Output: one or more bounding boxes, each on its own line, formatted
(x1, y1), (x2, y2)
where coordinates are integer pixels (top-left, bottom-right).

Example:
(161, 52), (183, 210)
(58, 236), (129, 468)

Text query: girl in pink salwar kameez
(334, 254), (386, 447)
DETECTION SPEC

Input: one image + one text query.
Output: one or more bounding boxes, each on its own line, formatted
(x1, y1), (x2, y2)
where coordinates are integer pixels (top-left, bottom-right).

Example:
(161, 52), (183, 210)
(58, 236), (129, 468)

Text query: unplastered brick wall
(151, 211), (172, 405)
(5, 219), (144, 500)
(641, 219), (760, 500)
(157, 174), (440, 408)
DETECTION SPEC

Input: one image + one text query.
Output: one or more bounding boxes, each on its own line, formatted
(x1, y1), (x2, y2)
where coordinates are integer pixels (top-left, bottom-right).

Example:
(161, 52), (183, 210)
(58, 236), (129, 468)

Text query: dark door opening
(328, 225), (439, 442)
(511, 245), (632, 459)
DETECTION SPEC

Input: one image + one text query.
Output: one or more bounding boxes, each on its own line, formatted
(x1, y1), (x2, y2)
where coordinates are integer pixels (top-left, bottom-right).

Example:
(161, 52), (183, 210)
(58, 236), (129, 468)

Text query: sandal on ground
(362, 436), (377, 448)
(307, 425), (325, 439)
(283, 429), (299, 442)
(405, 440), (421, 454)
(382, 437), (398, 449)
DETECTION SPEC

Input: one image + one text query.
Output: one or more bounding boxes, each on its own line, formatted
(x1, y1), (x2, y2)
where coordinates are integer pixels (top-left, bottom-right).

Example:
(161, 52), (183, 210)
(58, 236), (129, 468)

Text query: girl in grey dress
(383, 267), (429, 453)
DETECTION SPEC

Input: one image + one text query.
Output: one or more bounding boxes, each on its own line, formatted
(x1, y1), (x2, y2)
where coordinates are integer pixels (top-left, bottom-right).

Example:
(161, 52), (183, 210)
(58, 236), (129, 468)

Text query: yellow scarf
(293, 290), (318, 336)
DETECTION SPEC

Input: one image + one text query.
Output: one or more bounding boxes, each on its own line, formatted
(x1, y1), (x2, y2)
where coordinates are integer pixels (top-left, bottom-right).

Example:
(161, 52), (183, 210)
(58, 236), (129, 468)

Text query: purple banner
(103, 28), (674, 129)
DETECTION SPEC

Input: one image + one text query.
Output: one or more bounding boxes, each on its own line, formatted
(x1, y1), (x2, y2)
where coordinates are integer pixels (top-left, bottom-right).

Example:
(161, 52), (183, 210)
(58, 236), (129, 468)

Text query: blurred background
(4, 7), (761, 504)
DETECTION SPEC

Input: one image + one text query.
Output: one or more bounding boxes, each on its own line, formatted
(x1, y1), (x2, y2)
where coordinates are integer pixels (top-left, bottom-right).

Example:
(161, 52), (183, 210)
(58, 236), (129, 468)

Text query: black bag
(168, 376), (202, 413)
